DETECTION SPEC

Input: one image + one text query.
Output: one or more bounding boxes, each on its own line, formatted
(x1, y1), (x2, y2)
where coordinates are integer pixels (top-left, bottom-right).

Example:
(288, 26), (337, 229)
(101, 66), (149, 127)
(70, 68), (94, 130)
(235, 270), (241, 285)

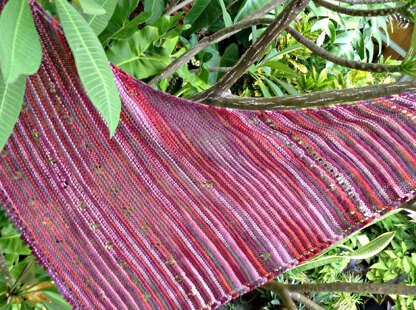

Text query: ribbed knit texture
(0, 3), (415, 309)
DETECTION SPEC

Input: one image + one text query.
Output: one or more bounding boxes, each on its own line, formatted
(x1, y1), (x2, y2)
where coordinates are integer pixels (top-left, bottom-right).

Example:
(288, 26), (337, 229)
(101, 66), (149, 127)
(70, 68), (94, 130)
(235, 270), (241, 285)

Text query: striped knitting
(0, 3), (415, 310)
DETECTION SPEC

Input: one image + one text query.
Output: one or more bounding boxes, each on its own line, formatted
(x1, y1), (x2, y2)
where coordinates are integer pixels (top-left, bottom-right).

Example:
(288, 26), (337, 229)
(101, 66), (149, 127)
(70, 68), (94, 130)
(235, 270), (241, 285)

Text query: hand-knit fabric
(0, 3), (415, 310)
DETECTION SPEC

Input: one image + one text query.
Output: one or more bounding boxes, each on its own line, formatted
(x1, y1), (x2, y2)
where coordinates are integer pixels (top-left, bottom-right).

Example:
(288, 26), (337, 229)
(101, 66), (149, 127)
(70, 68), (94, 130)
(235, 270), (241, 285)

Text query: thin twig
(289, 292), (325, 310)
(196, 80), (416, 109)
(286, 26), (402, 73)
(191, 0), (310, 102)
(151, 1), (286, 85)
(166, 0), (194, 15)
(287, 282), (416, 295)
(314, 0), (408, 17)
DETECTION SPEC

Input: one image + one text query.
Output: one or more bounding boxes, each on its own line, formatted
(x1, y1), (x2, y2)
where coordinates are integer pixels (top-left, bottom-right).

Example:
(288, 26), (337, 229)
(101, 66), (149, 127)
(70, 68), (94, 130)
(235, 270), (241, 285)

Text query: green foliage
(84, 0), (118, 35)
(184, 0), (229, 34)
(78, 0), (106, 16)
(144, 0), (167, 23)
(0, 211), (71, 309)
(0, 74), (26, 152)
(0, 0), (42, 84)
(55, 0), (121, 136)
(107, 15), (187, 79)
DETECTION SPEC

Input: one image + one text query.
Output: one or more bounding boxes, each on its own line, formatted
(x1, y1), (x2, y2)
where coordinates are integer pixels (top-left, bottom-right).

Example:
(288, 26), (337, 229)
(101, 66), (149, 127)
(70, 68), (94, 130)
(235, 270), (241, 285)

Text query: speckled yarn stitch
(0, 3), (415, 310)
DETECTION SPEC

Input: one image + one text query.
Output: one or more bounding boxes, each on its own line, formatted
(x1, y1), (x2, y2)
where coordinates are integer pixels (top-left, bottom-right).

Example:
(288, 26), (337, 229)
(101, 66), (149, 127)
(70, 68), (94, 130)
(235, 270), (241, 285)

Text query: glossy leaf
(0, 0), (42, 84)
(55, 0), (121, 136)
(85, 0), (117, 35)
(0, 74), (26, 152)
(144, 0), (167, 23)
(234, 0), (270, 22)
(79, 0), (106, 16)
(184, 0), (225, 34)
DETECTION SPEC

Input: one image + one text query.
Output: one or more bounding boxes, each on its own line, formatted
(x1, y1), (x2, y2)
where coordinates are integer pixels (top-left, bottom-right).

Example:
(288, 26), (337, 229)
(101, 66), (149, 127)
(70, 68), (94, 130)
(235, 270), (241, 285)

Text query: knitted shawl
(0, 3), (415, 310)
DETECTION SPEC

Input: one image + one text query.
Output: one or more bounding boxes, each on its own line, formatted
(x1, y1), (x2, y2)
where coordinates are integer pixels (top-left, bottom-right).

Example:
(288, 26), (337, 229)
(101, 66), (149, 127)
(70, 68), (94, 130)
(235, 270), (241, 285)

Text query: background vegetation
(0, 0), (415, 309)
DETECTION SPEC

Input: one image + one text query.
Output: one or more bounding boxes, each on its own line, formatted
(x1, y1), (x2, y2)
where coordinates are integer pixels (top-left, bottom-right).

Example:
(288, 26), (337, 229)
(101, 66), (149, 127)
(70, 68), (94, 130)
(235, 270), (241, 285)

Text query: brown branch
(190, 0), (310, 102)
(286, 26), (402, 73)
(166, 0), (194, 15)
(337, 0), (400, 4)
(286, 282), (416, 295)
(314, 0), (408, 17)
(263, 282), (297, 310)
(289, 292), (325, 310)
(196, 80), (416, 110)
(150, 1), (286, 85)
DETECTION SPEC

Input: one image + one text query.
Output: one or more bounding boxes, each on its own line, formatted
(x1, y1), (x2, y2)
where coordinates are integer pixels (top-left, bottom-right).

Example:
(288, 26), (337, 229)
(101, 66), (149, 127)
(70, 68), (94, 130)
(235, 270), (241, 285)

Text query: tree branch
(336, 0), (400, 4)
(190, 0), (310, 102)
(286, 282), (416, 295)
(289, 292), (325, 310)
(263, 282), (297, 310)
(286, 26), (402, 73)
(166, 0), (193, 15)
(196, 80), (416, 109)
(313, 0), (408, 17)
(150, 1), (286, 85)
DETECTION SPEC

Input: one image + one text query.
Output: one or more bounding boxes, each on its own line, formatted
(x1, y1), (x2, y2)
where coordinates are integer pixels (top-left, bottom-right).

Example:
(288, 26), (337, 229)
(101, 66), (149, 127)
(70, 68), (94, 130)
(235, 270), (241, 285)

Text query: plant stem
(286, 26), (402, 73)
(196, 80), (416, 109)
(314, 0), (407, 17)
(191, 0), (310, 102)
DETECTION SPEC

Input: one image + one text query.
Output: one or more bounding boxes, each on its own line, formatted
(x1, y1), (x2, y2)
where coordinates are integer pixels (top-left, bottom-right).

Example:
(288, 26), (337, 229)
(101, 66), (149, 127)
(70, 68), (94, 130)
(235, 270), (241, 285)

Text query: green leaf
(184, 0), (224, 34)
(100, 11), (153, 45)
(55, 0), (121, 136)
(144, 0), (167, 23)
(218, 0), (232, 27)
(293, 256), (349, 272)
(79, 0), (106, 16)
(85, 0), (118, 35)
(107, 27), (172, 79)
(261, 61), (297, 77)
(41, 291), (72, 310)
(0, 0), (42, 84)
(347, 231), (395, 260)
(0, 74), (26, 152)
(234, 0), (270, 23)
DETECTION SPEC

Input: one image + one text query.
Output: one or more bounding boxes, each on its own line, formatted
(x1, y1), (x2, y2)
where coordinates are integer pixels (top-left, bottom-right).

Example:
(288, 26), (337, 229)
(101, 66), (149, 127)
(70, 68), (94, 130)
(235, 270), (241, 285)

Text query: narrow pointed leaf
(56, 0), (121, 136)
(79, 0), (106, 16)
(0, 0), (42, 84)
(0, 74), (26, 152)
(346, 231), (395, 260)
(85, 0), (117, 35)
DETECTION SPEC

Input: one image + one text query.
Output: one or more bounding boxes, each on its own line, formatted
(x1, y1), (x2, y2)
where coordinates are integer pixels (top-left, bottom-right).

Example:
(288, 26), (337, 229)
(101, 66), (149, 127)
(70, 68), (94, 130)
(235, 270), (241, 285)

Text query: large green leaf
(0, 74), (26, 152)
(55, 0), (121, 136)
(107, 27), (172, 79)
(79, 0), (106, 16)
(0, 0), (42, 84)
(107, 15), (186, 79)
(85, 0), (118, 35)
(144, 0), (167, 23)
(234, 0), (271, 22)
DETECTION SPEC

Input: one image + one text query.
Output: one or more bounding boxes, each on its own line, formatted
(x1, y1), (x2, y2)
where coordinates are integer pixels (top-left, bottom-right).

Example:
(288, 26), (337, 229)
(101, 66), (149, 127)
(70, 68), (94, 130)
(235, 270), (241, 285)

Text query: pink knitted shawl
(0, 3), (415, 309)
